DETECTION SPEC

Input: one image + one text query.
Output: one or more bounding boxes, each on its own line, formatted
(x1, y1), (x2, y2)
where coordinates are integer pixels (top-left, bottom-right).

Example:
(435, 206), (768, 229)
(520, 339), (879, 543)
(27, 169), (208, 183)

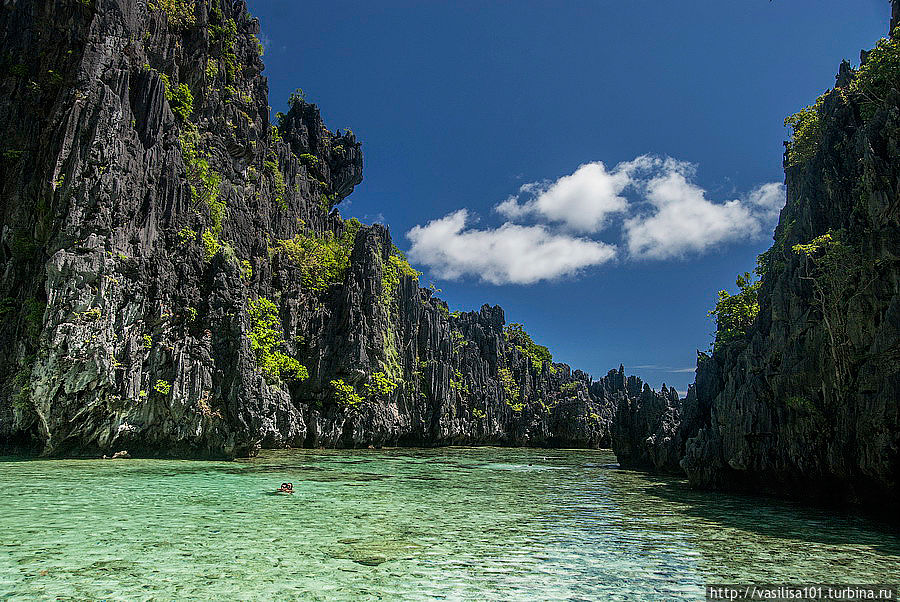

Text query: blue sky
(251, 0), (889, 394)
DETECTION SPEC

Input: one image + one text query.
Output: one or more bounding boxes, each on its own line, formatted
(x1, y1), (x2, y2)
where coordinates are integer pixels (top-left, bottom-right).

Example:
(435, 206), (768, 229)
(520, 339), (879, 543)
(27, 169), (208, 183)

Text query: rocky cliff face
(613, 22), (900, 511)
(612, 352), (719, 475)
(0, 0), (670, 458)
(610, 376), (684, 473)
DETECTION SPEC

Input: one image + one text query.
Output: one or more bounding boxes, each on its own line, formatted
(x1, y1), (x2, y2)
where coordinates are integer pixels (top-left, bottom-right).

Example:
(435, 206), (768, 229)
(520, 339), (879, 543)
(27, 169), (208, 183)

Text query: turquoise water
(1, 448), (898, 600)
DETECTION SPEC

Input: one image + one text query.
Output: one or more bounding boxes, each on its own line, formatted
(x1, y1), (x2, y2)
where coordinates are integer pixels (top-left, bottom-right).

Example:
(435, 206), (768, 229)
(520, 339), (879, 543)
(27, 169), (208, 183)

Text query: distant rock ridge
(0, 0), (676, 457)
(612, 8), (900, 512)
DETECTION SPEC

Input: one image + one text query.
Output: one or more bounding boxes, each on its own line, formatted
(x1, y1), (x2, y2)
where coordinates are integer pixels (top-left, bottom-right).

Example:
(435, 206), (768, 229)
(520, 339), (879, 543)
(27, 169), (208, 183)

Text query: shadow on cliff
(633, 474), (900, 556)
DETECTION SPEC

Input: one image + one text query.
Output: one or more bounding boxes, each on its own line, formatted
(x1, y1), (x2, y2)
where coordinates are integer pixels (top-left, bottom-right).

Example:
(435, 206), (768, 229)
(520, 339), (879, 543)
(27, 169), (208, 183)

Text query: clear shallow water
(1, 448), (898, 600)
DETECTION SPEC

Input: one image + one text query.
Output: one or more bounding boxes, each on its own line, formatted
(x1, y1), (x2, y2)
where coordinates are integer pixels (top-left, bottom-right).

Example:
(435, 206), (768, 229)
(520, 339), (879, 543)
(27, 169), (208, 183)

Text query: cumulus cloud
(625, 164), (757, 259)
(405, 156), (784, 283)
(495, 162), (630, 232)
(623, 159), (784, 259)
(406, 210), (617, 285)
(747, 181), (787, 220)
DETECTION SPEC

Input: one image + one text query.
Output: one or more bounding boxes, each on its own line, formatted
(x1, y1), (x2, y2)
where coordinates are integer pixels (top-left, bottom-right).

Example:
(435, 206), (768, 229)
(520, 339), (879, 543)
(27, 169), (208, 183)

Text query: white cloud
(622, 158), (782, 260)
(747, 181), (786, 220)
(625, 173), (757, 260)
(406, 210), (617, 285)
(406, 156), (784, 284)
(495, 162), (630, 232)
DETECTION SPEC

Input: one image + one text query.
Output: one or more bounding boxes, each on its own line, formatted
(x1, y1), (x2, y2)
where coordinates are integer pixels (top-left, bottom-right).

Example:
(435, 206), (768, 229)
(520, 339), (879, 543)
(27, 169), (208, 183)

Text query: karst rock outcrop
(613, 11), (900, 511)
(0, 0), (679, 458)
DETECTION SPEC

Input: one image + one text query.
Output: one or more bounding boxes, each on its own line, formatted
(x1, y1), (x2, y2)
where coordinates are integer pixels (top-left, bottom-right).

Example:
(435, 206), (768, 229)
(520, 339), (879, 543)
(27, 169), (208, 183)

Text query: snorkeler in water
(277, 482), (294, 493)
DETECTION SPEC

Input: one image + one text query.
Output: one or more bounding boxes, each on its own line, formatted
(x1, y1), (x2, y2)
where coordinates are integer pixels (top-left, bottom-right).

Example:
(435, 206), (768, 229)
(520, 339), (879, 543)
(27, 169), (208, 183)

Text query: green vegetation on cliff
(149, 0), (196, 28)
(785, 30), (899, 167)
(160, 73), (194, 122)
(264, 158), (286, 209)
(330, 379), (364, 408)
(504, 323), (553, 371)
(365, 371), (399, 398)
(201, 229), (219, 261)
(247, 297), (308, 383)
(153, 379), (172, 396)
(792, 230), (871, 401)
(784, 96), (824, 168)
(381, 249), (420, 307)
(208, 4), (238, 84)
(272, 219), (362, 292)
(850, 29), (900, 119)
(498, 367), (523, 411)
(708, 272), (760, 350)
(179, 127), (225, 243)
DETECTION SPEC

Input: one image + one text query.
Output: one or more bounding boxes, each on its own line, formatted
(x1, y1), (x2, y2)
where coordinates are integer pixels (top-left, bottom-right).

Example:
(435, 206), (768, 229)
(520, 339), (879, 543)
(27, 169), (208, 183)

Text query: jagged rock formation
(612, 353), (719, 475)
(0, 0), (649, 457)
(610, 376), (683, 473)
(613, 15), (900, 511)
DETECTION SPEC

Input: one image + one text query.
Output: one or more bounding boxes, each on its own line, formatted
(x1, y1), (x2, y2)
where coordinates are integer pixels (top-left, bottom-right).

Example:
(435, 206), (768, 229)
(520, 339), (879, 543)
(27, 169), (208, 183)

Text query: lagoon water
(1, 447), (898, 600)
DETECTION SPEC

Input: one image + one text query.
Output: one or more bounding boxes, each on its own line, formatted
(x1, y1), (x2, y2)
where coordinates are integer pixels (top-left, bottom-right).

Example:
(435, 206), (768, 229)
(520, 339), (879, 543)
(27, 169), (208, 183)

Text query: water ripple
(0, 448), (898, 600)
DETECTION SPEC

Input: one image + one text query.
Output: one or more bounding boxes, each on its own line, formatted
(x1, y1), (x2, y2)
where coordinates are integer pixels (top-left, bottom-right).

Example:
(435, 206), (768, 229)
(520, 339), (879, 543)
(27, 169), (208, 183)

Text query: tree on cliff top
(708, 272), (760, 351)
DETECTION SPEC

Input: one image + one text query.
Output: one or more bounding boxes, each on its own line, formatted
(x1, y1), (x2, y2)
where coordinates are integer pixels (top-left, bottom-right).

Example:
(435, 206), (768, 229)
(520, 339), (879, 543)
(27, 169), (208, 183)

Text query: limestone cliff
(613, 14), (900, 511)
(0, 0), (675, 457)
